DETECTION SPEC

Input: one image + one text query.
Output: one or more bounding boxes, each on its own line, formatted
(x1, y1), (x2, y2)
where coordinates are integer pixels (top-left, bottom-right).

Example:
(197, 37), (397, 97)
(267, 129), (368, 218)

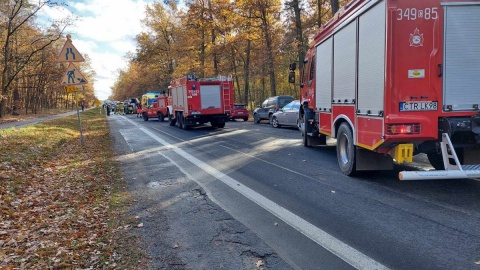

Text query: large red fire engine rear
(294, 0), (480, 180)
(167, 75), (233, 129)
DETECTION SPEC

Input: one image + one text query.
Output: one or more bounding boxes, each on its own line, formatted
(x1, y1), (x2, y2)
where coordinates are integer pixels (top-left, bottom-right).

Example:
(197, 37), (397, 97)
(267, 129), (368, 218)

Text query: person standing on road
(118, 102), (125, 115)
(81, 103), (85, 112)
(136, 104), (142, 117)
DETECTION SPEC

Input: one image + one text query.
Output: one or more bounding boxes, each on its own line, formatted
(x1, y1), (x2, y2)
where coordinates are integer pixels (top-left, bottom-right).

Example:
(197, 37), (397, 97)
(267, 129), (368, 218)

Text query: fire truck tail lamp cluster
(386, 124), (422, 135)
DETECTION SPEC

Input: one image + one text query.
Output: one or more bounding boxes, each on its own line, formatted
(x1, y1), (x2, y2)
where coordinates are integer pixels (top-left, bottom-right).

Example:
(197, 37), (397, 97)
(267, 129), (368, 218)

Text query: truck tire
(427, 148), (463, 170)
(182, 116), (190, 130)
(177, 112), (183, 129)
(168, 110), (176, 126)
(302, 115), (311, 147)
(427, 152), (444, 170)
(217, 122), (225, 128)
(158, 112), (164, 122)
(336, 122), (356, 176)
(143, 112), (149, 121)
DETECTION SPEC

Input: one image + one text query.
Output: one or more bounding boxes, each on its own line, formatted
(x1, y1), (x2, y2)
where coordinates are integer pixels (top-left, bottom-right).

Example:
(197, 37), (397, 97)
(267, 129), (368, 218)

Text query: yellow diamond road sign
(60, 63), (88, 85)
(57, 37), (85, 63)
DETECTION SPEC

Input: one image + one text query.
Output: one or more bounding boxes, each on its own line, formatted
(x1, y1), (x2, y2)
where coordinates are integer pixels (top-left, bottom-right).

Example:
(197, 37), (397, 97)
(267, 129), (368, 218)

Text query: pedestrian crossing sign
(57, 35), (85, 63)
(60, 63), (88, 85)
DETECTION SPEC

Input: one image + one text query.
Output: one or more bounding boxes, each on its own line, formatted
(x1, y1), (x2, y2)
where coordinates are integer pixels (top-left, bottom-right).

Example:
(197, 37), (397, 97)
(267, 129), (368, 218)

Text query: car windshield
(278, 97), (294, 107)
(234, 105), (246, 109)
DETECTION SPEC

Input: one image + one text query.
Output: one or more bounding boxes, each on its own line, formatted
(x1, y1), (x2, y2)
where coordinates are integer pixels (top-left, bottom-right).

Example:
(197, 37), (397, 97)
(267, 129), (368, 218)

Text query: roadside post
(94, 100), (102, 114)
(57, 34), (88, 145)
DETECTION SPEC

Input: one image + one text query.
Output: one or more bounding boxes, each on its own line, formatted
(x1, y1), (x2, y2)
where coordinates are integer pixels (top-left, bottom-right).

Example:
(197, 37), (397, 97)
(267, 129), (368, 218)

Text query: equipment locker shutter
(316, 37), (333, 111)
(333, 21), (356, 103)
(200, 85), (221, 109)
(357, 0), (385, 115)
(443, 4), (480, 111)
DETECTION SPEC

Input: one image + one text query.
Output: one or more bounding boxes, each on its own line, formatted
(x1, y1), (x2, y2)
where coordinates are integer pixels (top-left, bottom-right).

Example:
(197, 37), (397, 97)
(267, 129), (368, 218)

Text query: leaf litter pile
(0, 110), (148, 269)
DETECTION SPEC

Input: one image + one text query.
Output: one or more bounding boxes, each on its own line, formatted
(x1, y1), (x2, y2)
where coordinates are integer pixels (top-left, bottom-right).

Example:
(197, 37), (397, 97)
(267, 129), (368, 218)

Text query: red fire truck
(294, 0), (480, 180)
(167, 75), (233, 129)
(141, 92), (170, 122)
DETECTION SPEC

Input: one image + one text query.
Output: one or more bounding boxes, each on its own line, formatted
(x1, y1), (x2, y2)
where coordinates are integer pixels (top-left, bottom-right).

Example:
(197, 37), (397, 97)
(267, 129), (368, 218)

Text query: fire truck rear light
(386, 124), (421, 135)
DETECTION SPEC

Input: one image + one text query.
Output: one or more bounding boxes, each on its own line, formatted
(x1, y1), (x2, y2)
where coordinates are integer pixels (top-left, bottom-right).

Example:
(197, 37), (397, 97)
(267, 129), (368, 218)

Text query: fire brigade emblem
(409, 28), (424, 47)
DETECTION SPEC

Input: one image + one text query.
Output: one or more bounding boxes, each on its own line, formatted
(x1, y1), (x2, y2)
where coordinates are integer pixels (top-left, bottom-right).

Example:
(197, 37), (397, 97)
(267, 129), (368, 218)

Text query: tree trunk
(244, 39), (251, 106)
(317, 0), (323, 27)
(331, 0), (339, 15)
(260, 7), (276, 97)
(200, 29), (206, 78)
(291, 0), (305, 72)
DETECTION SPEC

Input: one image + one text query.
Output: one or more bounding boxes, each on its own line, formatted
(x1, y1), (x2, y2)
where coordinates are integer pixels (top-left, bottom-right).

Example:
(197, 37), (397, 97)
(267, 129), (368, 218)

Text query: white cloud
(39, 0), (151, 100)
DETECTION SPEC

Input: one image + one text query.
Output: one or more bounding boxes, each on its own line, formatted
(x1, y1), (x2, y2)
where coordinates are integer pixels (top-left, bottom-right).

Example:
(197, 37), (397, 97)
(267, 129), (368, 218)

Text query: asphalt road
(109, 113), (480, 270)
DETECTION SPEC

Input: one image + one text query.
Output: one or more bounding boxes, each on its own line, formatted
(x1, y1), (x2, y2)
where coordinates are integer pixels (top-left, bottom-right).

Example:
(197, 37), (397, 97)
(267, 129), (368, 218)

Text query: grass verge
(0, 109), (149, 269)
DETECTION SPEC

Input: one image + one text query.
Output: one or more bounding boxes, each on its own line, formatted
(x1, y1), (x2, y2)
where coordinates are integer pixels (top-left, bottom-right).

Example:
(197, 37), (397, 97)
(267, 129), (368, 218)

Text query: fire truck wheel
(182, 117), (190, 130)
(254, 114), (260, 124)
(142, 113), (149, 121)
(302, 115), (311, 147)
(177, 113), (183, 129)
(336, 123), (356, 176)
(427, 152), (444, 170)
(158, 112), (164, 122)
(168, 111), (176, 126)
(271, 116), (280, 128)
(168, 115), (175, 126)
(217, 122), (225, 128)
(427, 148), (463, 170)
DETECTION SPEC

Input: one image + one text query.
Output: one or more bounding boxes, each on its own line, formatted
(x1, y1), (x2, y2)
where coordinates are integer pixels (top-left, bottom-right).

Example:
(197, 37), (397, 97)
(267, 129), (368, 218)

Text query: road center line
(125, 118), (389, 270)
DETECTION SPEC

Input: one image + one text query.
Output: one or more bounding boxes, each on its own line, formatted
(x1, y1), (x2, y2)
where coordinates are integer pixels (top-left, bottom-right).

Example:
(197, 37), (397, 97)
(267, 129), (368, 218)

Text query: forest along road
(108, 113), (480, 270)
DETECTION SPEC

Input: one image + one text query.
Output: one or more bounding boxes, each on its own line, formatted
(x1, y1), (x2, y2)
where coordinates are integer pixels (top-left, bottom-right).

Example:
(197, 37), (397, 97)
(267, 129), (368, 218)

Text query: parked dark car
(230, 104), (249, 121)
(253, 95), (294, 124)
(271, 100), (301, 129)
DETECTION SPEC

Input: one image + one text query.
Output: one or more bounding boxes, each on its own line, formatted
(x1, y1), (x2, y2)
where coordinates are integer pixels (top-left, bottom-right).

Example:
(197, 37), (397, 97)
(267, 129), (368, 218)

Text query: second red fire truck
(167, 75), (233, 129)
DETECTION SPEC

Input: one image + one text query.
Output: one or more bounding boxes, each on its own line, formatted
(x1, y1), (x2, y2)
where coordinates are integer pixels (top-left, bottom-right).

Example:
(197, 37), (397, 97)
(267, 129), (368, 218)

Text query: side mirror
(289, 62), (296, 71)
(288, 71), (295, 84)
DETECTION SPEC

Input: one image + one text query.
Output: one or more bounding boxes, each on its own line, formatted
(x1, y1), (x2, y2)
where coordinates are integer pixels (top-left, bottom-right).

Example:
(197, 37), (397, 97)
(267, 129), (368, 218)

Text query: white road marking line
(125, 118), (389, 270)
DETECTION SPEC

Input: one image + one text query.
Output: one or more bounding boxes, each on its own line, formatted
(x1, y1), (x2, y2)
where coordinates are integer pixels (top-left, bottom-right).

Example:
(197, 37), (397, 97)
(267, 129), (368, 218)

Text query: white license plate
(237, 112), (243, 114)
(399, 101), (438, 111)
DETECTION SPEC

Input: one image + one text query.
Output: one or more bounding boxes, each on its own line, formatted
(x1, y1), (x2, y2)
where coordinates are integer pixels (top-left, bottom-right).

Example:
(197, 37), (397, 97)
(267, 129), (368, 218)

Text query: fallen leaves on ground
(0, 110), (148, 269)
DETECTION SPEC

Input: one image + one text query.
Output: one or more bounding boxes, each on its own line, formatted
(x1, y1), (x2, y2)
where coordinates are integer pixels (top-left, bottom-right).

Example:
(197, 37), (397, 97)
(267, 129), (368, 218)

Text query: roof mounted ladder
(222, 75), (232, 114)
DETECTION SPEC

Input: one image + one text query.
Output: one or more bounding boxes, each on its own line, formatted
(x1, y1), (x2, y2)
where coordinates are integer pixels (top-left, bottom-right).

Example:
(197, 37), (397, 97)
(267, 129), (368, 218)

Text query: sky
(40, 0), (155, 100)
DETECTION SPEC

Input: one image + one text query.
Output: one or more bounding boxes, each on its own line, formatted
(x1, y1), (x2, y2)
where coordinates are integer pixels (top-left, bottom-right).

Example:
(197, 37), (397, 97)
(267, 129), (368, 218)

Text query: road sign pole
(57, 34), (87, 145)
(75, 91), (85, 145)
